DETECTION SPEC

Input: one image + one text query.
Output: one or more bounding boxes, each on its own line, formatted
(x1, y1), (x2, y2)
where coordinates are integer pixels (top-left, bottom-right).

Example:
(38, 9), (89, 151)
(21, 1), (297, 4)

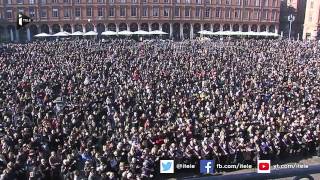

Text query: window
(40, 8), (47, 17)
(237, 0), (241, 5)
(18, 8), (24, 13)
(17, 0), (23, 4)
(63, 0), (69, 3)
(205, 0), (210, 4)
(226, 0), (230, 5)
(75, 0), (81, 3)
(29, 0), (35, 4)
(175, 0), (180, 3)
(215, 0), (221, 4)
(175, 7), (180, 17)
(131, 0), (137, 3)
(205, 7), (210, 17)
(196, 0), (201, 4)
(164, 7), (169, 17)
(142, 0), (147, 3)
(311, 1), (314, 9)
(255, 0), (260, 6)
(131, 6), (137, 16)
(153, 0), (158, 2)
(272, 0), (276, 7)
(6, 0), (12, 4)
(262, 0), (268, 6)
(243, 9), (249, 19)
(253, 9), (259, 19)
(234, 9), (240, 18)
(225, 8), (231, 19)
(244, 0), (248, 6)
(142, 7), (148, 16)
(186, 0), (190, 3)
(196, 7), (201, 17)
(185, 7), (190, 17)
(75, 7), (81, 17)
(52, 0), (58, 3)
(86, 7), (92, 17)
(97, 0), (104, 3)
(87, 0), (92, 2)
(120, 0), (126, 3)
(120, 6), (126, 16)
(153, 7), (159, 16)
(109, 7), (115, 16)
(215, 7), (221, 18)
(271, 10), (276, 21)
(52, 8), (59, 17)
(109, 0), (114, 3)
(29, 7), (35, 17)
(6, 9), (12, 19)
(98, 7), (104, 17)
(164, 0), (169, 3)
(64, 8), (70, 17)
(263, 9), (268, 19)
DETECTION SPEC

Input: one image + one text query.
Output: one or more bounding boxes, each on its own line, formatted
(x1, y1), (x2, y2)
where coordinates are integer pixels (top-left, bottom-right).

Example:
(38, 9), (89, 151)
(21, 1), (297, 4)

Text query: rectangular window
(253, 9), (259, 19)
(311, 1), (314, 8)
(131, 0), (137, 3)
(153, 7), (159, 16)
(272, 0), (276, 7)
(52, 0), (58, 3)
(271, 10), (276, 21)
(86, 7), (92, 17)
(29, 0), (35, 4)
(52, 8), (59, 17)
(196, 7), (201, 17)
(63, 0), (69, 3)
(6, 9), (12, 19)
(142, 7), (148, 16)
(131, 6), (137, 16)
(153, 0), (158, 2)
(87, 0), (92, 3)
(234, 9), (240, 18)
(225, 8), (231, 19)
(40, 0), (46, 4)
(186, 0), (190, 3)
(196, 0), (201, 4)
(109, 0), (114, 3)
(164, 0), (169, 3)
(255, 0), (260, 6)
(98, 7), (104, 17)
(64, 8), (70, 17)
(109, 7), (115, 16)
(215, 7), (221, 18)
(29, 7), (35, 17)
(75, 0), (80, 3)
(18, 8), (24, 14)
(262, 0), (268, 6)
(17, 0), (23, 4)
(205, 7), (210, 17)
(243, 9), (249, 19)
(175, 0), (180, 3)
(205, 0), (210, 4)
(6, 0), (12, 4)
(97, 0), (104, 3)
(244, 0), (248, 6)
(185, 7), (190, 17)
(263, 9), (268, 19)
(226, 0), (230, 5)
(164, 7), (169, 17)
(237, 0), (241, 5)
(40, 8), (47, 17)
(120, 6), (126, 16)
(142, 0), (147, 3)
(120, 0), (126, 3)
(175, 7), (180, 17)
(215, 0), (221, 4)
(75, 7), (81, 17)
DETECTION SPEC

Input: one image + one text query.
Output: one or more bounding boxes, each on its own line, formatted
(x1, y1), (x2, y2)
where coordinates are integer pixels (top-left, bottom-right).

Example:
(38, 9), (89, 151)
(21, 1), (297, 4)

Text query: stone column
(148, 23), (152, 31)
(60, 25), (63, 32)
(220, 24), (223, 31)
(10, 29), (14, 42)
(127, 24), (130, 31)
(159, 24), (162, 31)
(257, 25), (261, 32)
(27, 28), (31, 41)
(71, 25), (75, 33)
(180, 23), (184, 40)
(138, 24), (141, 30)
(170, 23), (173, 38)
(82, 25), (86, 33)
(248, 24), (251, 32)
(190, 24), (194, 39)
(266, 25), (269, 32)
(275, 26), (278, 34)
(116, 24), (119, 32)
(210, 24), (213, 31)
(239, 25), (242, 32)
(200, 24), (204, 31)
(94, 25), (97, 32)
(49, 25), (53, 34)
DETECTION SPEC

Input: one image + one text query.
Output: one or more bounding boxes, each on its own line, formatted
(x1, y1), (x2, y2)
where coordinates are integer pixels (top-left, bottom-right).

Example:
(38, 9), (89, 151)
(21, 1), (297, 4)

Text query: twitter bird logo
(160, 160), (174, 173)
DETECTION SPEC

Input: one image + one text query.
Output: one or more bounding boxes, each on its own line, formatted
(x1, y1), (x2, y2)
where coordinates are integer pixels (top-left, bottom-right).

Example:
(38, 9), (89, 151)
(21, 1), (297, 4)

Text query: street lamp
(288, 14), (295, 40)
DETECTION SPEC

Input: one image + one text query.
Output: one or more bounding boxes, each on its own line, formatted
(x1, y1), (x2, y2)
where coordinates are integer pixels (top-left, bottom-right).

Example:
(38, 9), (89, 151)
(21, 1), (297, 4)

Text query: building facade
(279, 0), (306, 39)
(303, 0), (320, 40)
(0, 0), (281, 41)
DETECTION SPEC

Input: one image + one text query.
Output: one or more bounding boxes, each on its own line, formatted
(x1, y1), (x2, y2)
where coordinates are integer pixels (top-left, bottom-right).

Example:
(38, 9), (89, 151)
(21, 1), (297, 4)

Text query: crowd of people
(0, 38), (319, 180)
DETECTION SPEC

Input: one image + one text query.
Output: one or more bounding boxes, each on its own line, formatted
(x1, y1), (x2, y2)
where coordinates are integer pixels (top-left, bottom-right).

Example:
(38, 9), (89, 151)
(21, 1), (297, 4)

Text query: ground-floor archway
(130, 23), (138, 32)
(173, 23), (180, 40)
(63, 24), (72, 33)
(107, 23), (116, 31)
(162, 23), (170, 34)
(151, 23), (159, 31)
(52, 24), (60, 33)
(183, 23), (190, 39)
(40, 24), (49, 33)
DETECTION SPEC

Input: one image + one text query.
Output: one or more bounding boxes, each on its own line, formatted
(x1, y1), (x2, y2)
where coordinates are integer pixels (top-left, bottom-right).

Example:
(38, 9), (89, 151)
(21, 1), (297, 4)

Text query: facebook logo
(200, 160), (215, 174)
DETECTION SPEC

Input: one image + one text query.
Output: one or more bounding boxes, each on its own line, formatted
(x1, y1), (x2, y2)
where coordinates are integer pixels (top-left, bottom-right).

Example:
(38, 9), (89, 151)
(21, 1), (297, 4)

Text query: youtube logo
(257, 160), (271, 173)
